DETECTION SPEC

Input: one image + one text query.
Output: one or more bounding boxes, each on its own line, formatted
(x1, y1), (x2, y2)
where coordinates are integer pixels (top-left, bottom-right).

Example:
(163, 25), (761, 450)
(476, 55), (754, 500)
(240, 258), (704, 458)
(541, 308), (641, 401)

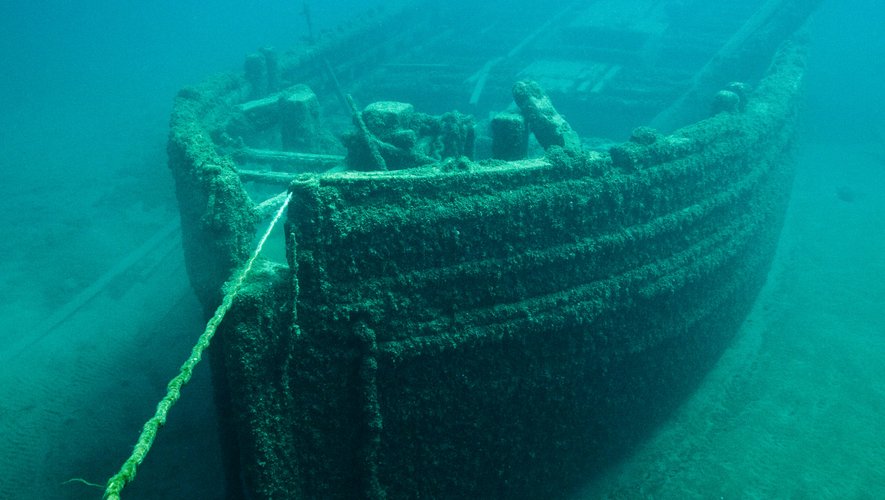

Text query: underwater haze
(0, 0), (884, 498)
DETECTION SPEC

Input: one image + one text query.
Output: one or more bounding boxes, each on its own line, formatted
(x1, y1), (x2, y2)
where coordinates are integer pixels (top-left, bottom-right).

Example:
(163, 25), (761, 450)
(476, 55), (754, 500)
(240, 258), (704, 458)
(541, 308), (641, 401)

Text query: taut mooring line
(101, 192), (292, 500)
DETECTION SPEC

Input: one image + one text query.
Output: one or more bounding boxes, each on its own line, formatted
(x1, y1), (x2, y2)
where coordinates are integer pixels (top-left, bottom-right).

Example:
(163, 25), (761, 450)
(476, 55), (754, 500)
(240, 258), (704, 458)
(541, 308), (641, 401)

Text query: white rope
(101, 191), (292, 500)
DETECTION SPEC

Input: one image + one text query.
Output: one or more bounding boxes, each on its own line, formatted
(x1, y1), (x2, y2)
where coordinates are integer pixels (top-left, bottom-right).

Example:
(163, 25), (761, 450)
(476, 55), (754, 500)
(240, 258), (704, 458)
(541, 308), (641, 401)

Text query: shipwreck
(109, 0), (822, 498)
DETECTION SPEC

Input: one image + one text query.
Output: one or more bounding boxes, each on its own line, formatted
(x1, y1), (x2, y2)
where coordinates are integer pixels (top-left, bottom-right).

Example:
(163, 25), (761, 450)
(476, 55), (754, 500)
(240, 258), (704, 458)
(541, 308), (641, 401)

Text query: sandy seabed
(0, 163), (225, 499)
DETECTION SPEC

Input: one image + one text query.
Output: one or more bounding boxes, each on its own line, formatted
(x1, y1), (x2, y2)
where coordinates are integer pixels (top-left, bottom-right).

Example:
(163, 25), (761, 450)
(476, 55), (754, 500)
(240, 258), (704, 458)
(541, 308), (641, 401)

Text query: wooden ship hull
(167, 0), (819, 497)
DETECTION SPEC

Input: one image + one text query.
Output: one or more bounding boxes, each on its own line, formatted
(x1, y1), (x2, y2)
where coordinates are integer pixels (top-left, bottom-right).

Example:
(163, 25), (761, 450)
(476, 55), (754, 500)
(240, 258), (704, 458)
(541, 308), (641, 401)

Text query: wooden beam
(232, 148), (344, 171)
